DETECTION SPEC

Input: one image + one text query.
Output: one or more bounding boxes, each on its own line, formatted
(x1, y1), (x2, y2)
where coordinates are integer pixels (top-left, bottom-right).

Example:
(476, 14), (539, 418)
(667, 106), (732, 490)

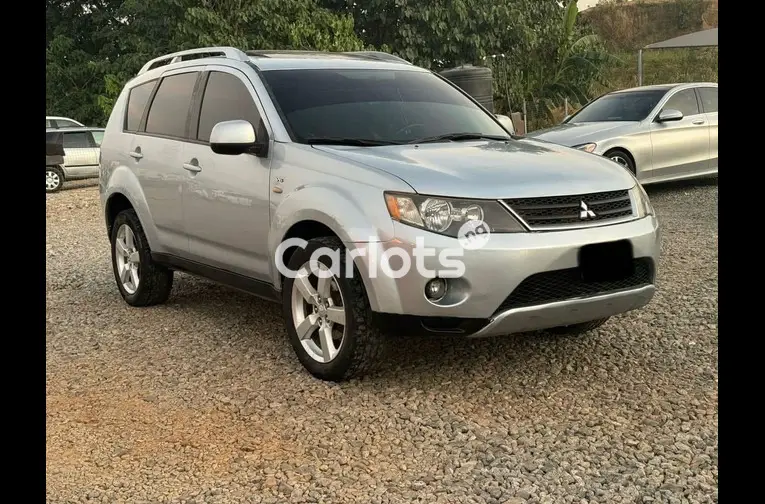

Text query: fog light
(425, 278), (447, 301)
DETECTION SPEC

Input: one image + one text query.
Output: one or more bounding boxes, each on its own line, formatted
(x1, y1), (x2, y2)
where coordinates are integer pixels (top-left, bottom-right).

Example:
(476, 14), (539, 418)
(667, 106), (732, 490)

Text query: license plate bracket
(578, 240), (634, 283)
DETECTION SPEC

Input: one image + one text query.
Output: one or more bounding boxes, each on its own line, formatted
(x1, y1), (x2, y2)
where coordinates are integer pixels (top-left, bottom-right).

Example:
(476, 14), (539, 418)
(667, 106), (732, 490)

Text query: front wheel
(282, 236), (386, 382)
(46, 166), (64, 193)
(605, 149), (636, 175)
(547, 317), (609, 335)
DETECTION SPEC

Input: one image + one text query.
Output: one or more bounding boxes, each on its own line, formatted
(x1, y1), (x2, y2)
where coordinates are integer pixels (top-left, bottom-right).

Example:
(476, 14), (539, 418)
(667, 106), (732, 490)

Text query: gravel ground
(46, 178), (718, 504)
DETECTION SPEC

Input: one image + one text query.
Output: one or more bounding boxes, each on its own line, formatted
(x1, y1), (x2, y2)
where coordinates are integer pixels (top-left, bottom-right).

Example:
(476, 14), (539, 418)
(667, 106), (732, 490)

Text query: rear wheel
(110, 209), (174, 306)
(46, 166), (64, 193)
(547, 317), (609, 335)
(282, 236), (385, 381)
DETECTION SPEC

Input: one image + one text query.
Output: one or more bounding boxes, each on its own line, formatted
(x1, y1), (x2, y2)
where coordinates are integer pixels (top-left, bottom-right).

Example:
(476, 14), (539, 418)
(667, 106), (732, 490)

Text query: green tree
(46, 0), (365, 125)
(47, 0), (609, 129)
(321, 0), (608, 120)
(46, 0), (123, 126)
(489, 0), (611, 122)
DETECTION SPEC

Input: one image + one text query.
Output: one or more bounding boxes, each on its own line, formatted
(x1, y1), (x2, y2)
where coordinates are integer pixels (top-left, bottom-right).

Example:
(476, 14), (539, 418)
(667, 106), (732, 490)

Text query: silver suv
(99, 47), (660, 381)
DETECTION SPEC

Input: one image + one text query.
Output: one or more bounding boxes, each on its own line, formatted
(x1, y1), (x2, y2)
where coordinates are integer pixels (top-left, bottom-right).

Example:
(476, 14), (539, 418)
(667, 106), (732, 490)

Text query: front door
(649, 88), (709, 180)
(181, 67), (273, 280)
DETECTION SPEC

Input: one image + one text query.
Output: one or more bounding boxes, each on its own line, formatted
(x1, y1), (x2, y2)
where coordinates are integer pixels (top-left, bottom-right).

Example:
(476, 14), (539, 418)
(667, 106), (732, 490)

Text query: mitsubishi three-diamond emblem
(579, 201), (596, 220)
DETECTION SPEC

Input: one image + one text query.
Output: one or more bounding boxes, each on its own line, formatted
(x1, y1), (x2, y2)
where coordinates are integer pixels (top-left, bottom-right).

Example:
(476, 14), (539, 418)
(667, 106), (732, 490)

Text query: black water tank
(440, 65), (494, 113)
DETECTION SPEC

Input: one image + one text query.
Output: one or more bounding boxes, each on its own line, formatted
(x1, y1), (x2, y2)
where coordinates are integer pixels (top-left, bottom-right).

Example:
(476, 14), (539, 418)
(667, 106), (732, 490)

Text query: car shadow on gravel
(165, 274), (604, 386)
(642, 175), (717, 196)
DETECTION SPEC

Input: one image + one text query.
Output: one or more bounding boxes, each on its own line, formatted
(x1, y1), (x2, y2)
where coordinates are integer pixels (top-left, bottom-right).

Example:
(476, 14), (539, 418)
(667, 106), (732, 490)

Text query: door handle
(182, 162), (202, 173)
(692, 120), (705, 125)
(128, 150), (143, 160)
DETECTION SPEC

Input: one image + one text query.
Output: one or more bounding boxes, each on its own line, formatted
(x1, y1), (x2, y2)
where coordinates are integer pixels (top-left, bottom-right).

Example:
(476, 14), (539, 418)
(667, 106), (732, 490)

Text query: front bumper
(352, 215), (660, 328)
(469, 285), (655, 337)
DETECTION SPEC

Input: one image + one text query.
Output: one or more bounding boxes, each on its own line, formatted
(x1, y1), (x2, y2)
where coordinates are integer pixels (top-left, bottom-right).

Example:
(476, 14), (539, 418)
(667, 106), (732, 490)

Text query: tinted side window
(58, 119), (80, 127)
(125, 80), (156, 132)
(197, 71), (262, 142)
(145, 72), (199, 138)
(63, 132), (94, 149)
(663, 89), (700, 117)
(698, 87), (718, 113)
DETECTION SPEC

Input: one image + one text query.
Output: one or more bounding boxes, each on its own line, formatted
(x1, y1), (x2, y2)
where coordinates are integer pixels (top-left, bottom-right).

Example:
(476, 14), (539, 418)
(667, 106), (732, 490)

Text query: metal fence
(505, 98), (582, 136)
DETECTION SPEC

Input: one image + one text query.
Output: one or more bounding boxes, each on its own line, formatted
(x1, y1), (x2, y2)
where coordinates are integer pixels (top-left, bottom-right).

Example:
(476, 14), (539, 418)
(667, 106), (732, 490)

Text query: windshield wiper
(408, 132), (510, 144)
(302, 137), (403, 147)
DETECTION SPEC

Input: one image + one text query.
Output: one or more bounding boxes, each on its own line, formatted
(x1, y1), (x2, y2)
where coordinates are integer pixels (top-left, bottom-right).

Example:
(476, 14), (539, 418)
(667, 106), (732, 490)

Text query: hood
(313, 139), (635, 199)
(527, 121), (638, 146)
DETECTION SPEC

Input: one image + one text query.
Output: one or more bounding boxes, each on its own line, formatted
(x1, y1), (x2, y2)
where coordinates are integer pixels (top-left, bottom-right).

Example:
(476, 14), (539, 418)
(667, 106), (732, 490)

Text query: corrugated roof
(644, 28), (718, 50)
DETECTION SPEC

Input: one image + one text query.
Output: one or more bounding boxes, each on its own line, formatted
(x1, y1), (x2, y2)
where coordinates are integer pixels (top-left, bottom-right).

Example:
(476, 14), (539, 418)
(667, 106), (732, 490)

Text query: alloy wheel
(290, 261), (347, 363)
(115, 224), (141, 294)
(610, 155), (629, 168)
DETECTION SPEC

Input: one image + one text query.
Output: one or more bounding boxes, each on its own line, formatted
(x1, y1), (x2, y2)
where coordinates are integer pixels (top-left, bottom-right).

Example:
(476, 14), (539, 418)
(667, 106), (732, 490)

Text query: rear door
(62, 131), (99, 178)
(697, 86), (718, 171)
(127, 68), (203, 257)
(649, 88), (709, 179)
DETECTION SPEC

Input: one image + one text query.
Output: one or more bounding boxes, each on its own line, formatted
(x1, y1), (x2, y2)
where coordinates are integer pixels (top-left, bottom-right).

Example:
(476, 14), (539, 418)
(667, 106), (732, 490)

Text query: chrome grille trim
(501, 189), (637, 231)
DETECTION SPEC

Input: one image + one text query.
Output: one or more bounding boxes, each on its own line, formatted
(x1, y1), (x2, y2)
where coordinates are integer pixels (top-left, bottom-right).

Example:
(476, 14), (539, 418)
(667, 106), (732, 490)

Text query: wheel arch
(278, 219), (339, 282)
(270, 214), (385, 312)
(105, 192), (135, 238)
(603, 147), (637, 174)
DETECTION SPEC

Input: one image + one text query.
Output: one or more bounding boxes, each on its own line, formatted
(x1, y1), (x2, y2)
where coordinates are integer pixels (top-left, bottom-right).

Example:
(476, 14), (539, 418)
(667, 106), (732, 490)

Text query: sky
(579, 0), (638, 10)
(579, 0), (602, 9)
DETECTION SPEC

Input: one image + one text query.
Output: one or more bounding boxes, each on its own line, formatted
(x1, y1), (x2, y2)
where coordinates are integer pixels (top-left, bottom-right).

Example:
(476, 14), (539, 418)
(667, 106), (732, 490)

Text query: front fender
(593, 127), (654, 175)
(268, 182), (396, 287)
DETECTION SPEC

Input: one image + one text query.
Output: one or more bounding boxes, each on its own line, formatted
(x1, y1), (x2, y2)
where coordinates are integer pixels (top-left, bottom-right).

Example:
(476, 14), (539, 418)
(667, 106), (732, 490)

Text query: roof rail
(137, 47), (250, 75)
(245, 49), (412, 65)
(342, 51), (412, 65)
(246, 50), (326, 57)
(347, 51), (411, 65)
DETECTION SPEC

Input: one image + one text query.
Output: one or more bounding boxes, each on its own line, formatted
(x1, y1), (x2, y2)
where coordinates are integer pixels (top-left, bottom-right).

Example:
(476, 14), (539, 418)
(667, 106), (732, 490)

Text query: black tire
(604, 149), (635, 175)
(110, 209), (174, 306)
(547, 317), (609, 335)
(282, 236), (386, 382)
(46, 166), (65, 193)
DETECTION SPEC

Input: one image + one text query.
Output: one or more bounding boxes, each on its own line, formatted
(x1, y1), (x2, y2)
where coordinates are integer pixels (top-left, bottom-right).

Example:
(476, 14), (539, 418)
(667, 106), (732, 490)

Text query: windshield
(568, 90), (668, 123)
(260, 68), (509, 144)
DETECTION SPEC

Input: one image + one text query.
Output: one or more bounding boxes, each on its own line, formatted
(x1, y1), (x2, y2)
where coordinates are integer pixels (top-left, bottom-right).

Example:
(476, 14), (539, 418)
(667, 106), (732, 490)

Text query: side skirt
(152, 253), (280, 303)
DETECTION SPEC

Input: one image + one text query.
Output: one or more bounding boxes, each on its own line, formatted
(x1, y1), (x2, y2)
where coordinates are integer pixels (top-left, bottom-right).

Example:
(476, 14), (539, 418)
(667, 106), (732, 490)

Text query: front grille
(504, 189), (634, 228)
(495, 258), (654, 313)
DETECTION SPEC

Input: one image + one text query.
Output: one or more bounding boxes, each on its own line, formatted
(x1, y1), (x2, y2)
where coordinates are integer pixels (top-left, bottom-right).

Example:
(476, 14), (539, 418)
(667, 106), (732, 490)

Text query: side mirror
(495, 114), (515, 134)
(656, 109), (683, 123)
(210, 120), (266, 156)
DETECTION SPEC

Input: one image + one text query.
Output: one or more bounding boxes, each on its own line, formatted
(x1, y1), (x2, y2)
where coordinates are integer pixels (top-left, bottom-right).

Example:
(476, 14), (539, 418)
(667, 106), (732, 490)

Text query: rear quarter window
(91, 131), (105, 146)
(125, 80), (157, 132)
(698, 87), (718, 113)
(58, 119), (80, 128)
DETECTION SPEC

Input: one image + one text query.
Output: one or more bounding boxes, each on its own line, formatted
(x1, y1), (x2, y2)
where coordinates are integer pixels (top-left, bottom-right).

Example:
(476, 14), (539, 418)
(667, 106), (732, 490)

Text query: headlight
(574, 143), (597, 153)
(631, 183), (654, 217)
(384, 192), (525, 236)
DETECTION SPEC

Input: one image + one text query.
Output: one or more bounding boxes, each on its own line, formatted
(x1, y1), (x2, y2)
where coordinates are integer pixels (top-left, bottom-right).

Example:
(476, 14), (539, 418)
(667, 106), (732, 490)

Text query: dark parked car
(45, 127), (104, 193)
